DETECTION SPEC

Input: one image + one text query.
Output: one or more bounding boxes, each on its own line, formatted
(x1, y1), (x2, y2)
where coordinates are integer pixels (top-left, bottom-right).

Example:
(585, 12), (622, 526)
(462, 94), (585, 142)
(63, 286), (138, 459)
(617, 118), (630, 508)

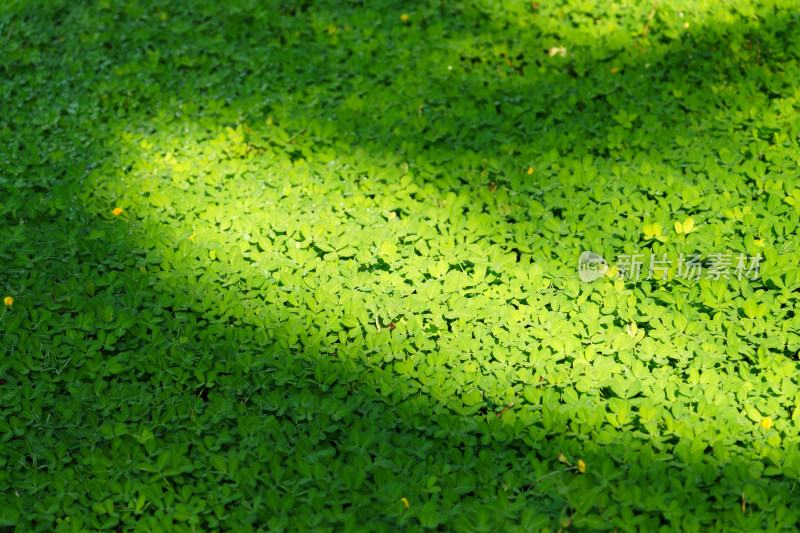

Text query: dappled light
(2, 0), (800, 531)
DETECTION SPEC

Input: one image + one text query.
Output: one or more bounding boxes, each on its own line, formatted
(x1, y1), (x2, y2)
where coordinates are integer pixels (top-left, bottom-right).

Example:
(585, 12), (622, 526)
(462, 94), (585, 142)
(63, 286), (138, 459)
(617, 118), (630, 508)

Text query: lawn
(2, 0), (800, 531)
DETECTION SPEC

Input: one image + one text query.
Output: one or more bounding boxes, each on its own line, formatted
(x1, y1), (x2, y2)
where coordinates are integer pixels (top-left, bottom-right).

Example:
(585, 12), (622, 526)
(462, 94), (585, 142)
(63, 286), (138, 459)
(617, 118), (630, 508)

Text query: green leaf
(211, 455), (227, 473)
(340, 314), (360, 328)
(743, 298), (758, 319)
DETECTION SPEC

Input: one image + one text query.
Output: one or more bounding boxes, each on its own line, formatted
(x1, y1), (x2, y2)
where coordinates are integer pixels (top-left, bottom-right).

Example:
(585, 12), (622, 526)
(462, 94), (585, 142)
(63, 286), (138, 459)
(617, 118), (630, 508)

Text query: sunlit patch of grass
(3, 0), (800, 530)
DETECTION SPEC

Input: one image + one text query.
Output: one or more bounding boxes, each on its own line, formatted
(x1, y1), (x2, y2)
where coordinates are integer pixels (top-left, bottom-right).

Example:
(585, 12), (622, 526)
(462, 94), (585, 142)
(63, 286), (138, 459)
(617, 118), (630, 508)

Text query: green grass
(2, 0), (800, 531)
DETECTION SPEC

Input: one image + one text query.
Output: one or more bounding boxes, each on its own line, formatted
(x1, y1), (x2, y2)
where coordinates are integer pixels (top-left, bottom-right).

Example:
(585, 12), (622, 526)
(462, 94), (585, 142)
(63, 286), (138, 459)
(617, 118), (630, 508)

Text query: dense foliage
(2, 0), (800, 531)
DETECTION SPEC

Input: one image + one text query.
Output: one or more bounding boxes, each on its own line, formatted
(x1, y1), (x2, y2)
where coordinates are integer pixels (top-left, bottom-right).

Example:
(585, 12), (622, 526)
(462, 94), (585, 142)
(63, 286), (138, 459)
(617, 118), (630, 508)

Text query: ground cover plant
(2, 0), (800, 531)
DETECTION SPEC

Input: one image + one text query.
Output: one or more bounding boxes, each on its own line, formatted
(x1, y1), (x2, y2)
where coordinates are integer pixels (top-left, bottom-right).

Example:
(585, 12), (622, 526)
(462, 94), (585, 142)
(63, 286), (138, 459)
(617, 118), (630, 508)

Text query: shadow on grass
(5, 203), (796, 531)
(1, 0), (800, 530)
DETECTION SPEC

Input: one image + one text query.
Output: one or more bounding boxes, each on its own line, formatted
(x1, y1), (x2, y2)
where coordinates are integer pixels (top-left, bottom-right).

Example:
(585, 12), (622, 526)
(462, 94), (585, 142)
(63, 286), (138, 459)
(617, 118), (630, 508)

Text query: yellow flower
(112, 207), (123, 216)
(527, 167), (534, 174)
(578, 459), (586, 473)
(611, 67), (619, 73)
(761, 417), (773, 430)
(189, 232), (196, 241)
(401, 14), (409, 22)
(3, 296), (12, 307)
(400, 497), (409, 508)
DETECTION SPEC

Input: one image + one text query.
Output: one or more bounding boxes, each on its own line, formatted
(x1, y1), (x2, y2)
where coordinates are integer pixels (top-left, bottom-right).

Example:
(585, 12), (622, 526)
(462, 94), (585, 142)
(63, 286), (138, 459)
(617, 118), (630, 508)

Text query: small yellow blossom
(611, 67), (619, 73)
(400, 497), (409, 508)
(577, 459), (586, 473)
(113, 207), (123, 216)
(401, 14), (409, 22)
(3, 296), (12, 307)
(527, 167), (534, 174)
(189, 232), (196, 241)
(761, 417), (773, 430)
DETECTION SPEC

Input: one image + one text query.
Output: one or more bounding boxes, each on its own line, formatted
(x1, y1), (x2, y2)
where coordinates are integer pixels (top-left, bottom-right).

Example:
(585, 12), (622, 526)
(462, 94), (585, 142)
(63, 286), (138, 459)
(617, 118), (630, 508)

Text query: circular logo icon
(578, 250), (607, 282)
